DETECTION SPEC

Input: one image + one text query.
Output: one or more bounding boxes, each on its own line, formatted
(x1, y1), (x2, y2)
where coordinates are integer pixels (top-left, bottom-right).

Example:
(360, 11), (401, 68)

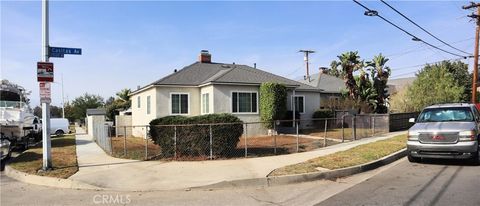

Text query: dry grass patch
(270, 134), (407, 176)
(111, 137), (161, 160)
(9, 135), (78, 179)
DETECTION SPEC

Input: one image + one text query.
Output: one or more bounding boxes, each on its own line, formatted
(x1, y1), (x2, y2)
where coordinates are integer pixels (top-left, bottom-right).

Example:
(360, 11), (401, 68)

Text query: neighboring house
(297, 72), (345, 109)
(129, 51), (322, 136)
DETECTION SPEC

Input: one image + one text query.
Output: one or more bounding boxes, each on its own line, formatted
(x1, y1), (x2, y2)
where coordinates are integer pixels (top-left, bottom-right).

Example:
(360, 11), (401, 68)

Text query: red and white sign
(39, 82), (51, 104)
(37, 62), (54, 82)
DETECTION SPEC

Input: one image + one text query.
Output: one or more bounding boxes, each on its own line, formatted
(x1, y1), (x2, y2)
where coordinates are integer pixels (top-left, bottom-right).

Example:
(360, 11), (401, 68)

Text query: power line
(390, 57), (468, 78)
(352, 0), (468, 58)
(380, 0), (472, 55)
(386, 37), (474, 58)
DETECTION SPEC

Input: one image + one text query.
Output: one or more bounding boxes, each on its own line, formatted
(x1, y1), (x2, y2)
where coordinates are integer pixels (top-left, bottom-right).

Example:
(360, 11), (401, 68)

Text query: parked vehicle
(0, 80), (42, 164)
(407, 103), (480, 164)
(50, 118), (70, 136)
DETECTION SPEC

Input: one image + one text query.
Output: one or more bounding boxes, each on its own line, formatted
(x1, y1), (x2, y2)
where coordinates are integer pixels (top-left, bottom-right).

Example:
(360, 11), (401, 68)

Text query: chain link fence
(93, 114), (414, 161)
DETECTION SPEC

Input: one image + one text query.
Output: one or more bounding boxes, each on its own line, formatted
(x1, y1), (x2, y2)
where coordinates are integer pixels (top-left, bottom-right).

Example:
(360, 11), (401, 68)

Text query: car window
(417, 107), (474, 122)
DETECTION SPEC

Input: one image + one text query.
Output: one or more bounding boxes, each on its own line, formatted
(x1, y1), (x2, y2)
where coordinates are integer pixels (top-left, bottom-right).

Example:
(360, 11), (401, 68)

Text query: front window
(146, 96), (151, 114)
(417, 107), (474, 122)
(171, 93), (189, 114)
(202, 93), (210, 114)
(137, 96), (141, 108)
(232, 92), (257, 113)
(294, 96), (305, 113)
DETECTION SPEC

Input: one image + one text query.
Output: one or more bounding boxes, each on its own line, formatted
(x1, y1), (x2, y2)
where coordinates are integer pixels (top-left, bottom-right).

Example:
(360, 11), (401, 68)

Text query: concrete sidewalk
(69, 127), (406, 191)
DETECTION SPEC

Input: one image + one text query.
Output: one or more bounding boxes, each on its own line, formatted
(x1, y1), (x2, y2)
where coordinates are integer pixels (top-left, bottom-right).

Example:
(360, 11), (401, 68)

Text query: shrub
(149, 113), (243, 158)
(259, 82), (287, 129)
(312, 109), (334, 119)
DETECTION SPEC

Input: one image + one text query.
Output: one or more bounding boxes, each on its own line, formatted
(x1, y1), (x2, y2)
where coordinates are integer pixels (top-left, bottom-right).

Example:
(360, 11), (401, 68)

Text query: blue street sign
(48, 52), (64, 58)
(49, 46), (82, 57)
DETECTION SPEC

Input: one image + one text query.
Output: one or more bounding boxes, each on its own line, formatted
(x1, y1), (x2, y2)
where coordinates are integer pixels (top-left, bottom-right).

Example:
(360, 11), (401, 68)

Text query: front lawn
(269, 134), (407, 176)
(9, 135), (78, 179)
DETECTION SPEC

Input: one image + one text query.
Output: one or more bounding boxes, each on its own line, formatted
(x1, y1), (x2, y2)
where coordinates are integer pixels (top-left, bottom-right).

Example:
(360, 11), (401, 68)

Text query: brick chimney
(199, 50), (211, 63)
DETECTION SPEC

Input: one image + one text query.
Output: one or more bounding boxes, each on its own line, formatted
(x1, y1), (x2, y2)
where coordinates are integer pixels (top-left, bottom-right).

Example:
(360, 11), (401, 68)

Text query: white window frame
(293, 95), (306, 114)
(201, 93), (210, 114)
(137, 96), (141, 108)
(169, 92), (190, 115)
(146, 95), (151, 115)
(230, 91), (259, 114)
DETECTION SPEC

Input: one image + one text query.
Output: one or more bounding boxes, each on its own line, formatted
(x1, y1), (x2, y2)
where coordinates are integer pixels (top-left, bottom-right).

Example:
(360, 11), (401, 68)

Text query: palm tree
(338, 51), (363, 101)
(116, 88), (131, 102)
(367, 54), (391, 113)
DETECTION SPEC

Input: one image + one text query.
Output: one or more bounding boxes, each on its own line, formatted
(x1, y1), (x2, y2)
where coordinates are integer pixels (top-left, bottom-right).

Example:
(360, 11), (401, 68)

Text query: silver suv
(407, 103), (480, 164)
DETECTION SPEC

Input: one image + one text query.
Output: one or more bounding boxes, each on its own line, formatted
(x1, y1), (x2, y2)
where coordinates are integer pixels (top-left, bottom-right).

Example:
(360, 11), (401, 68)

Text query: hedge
(149, 113), (243, 158)
(259, 82), (287, 129)
(312, 109), (334, 119)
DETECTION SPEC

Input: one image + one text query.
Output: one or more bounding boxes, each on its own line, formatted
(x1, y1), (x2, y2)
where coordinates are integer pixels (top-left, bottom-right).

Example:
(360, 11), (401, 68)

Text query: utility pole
(299, 50), (315, 81)
(41, 0), (52, 170)
(463, 2), (480, 104)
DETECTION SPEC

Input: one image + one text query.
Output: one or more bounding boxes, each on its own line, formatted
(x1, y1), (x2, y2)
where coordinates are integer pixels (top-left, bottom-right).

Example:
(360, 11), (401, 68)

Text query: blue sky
(1, 0), (475, 106)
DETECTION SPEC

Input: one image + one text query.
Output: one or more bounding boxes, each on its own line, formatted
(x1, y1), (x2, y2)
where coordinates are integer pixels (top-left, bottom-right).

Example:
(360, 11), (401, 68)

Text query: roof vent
(174, 69), (177, 73)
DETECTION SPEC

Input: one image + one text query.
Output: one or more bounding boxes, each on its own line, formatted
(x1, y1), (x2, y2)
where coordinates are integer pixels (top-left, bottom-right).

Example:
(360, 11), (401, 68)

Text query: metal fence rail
(92, 115), (411, 161)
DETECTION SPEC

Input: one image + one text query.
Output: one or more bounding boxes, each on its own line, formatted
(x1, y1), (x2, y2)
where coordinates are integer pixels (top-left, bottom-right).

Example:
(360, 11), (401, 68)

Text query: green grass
(269, 134), (407, 176)
(9, 135), (78, 179)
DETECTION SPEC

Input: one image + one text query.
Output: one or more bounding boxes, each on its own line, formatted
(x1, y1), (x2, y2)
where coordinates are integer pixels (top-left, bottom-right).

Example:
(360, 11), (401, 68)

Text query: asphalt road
(318, 158), (480, 206)
(1, 157), (478, 206)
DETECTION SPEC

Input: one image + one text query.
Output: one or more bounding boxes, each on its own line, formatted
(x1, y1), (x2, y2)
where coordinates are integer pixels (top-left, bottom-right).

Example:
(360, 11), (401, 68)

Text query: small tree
(259, 82), (287, 129)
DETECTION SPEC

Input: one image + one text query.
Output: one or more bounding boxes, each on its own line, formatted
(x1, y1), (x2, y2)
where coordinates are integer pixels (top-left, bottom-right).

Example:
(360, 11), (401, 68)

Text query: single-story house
(297, 71), (345, 109)
(129, 51), (323, 137)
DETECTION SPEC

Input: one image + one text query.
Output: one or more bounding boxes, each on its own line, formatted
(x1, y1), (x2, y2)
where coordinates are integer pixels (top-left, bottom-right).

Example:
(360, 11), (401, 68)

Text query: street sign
(49, 52), (64, 58)
(49, 46), (82, 58)
(39, 82), (51, 104)
(37, 62), (54, 82)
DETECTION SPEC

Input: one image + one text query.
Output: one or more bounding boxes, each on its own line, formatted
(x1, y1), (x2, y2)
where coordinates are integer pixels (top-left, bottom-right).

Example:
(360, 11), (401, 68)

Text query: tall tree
(324, 60), (342, 78)
(406, 66), (464, 111)
(423, 61), (470, 102)
(69, 93), (104, 121)
(367, 54), (391, 113)
(338, 51), (363, 101)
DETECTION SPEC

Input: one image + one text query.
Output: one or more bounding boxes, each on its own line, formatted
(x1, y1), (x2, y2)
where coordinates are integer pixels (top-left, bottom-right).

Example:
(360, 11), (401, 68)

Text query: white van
(50, 118), (70, 136)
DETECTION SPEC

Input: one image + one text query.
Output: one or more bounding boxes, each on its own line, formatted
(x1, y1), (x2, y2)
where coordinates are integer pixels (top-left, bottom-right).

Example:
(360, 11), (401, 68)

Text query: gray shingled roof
(148, 62), (319, 91)
(297, 73), (345, 93)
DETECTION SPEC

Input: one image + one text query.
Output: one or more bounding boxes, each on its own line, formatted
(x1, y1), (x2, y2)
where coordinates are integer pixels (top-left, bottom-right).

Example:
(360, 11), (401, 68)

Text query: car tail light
(459, 130), (476, 141)
(408, 131), (419, 141)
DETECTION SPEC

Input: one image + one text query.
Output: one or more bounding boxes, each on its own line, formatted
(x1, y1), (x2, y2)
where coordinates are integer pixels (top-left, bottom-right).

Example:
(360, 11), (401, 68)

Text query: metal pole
(341, 116), (345, 143)
(372, 116), (376, 136)
(123, 126), (127, 156)
(41, 0), (52, 171)
(296, 121), (299, 153)
(61, 73), (65, 118)
(174, 126), (177, 159)
(244, 123), (248, 157)
(144, 126), (148, 160)
(209, 125), (213, 160)
(273, 122), (277, 155)
(353, 116), (357, 140)
(292, 89), (296, 127)
(323, 119), (327, 147)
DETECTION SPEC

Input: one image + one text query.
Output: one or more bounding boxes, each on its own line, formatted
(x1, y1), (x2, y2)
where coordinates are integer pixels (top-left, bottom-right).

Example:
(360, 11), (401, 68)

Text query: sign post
(41, 0), (52, 171)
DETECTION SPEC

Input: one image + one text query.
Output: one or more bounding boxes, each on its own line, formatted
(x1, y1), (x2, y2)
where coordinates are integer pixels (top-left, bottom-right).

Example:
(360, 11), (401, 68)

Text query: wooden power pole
(299, 50), (315, 81)
(464, 2), (480, 103)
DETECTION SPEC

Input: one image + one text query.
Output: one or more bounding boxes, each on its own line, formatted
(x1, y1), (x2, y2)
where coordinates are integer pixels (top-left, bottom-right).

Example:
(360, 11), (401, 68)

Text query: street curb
(195, 148), (407, 190)
(4, 165), (103, 190)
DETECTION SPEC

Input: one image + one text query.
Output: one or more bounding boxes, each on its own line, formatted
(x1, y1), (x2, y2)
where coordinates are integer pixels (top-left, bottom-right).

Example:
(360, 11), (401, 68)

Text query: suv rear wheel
(408, 154), (421, 163)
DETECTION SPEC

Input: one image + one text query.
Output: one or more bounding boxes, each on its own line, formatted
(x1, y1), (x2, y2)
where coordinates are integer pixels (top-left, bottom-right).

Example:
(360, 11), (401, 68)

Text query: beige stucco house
(129, 51), (323, 137)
